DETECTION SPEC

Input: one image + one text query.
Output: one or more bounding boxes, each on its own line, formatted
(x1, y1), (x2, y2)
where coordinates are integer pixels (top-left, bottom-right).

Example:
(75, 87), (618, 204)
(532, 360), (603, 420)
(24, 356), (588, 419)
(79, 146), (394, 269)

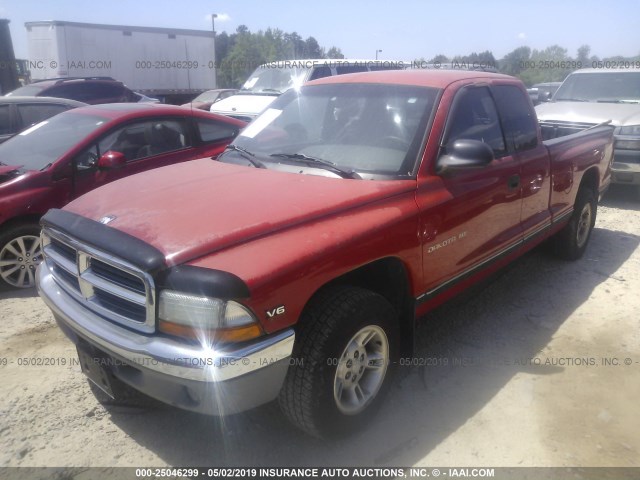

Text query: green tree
(326, 46), (345, 59)
(305, 36), (324, 59)
(519, 45), (572, 85)
(499, 46), (531, 76)
(430, 54), (450, 63)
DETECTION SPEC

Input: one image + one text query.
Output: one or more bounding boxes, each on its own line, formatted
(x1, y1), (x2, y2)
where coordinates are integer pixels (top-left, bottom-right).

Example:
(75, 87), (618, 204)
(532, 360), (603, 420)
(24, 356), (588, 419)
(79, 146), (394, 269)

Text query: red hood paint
(64, 159), (415, 266)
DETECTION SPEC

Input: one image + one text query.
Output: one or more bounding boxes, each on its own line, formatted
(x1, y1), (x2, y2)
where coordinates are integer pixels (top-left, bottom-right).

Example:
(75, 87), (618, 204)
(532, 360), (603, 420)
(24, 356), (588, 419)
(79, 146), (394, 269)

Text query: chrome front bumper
(37, 265), (295, 414)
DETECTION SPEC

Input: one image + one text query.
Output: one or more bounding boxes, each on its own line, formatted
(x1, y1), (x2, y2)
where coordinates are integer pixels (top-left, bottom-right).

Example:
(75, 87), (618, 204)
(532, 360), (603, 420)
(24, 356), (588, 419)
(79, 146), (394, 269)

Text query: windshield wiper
(596, 99), (640, 104)
(270, 153), (361, 179)
(557, 98), (590, 102)
(260, 88), (282, 94)
(223, 144), (267, 169)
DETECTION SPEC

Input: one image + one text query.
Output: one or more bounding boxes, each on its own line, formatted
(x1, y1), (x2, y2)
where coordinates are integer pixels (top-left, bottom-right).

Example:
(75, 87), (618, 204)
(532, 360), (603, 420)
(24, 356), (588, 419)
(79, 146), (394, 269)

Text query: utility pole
(211, 14), (218, 88)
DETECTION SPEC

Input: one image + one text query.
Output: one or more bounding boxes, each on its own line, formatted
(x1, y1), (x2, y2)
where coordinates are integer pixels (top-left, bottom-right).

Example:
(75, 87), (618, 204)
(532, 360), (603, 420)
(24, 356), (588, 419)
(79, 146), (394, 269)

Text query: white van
(211, 59), (405, 122)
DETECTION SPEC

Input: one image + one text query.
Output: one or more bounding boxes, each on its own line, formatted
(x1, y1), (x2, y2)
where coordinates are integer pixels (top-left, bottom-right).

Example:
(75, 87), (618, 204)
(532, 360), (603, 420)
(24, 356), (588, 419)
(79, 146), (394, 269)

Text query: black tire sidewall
(568, 188), (597, 258)
(310, 289), (398, 437)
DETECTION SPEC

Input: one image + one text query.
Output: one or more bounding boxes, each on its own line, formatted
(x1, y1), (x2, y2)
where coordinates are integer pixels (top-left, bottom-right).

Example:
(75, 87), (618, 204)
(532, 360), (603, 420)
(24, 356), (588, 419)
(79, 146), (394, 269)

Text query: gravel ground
(1, 186), (639, 471)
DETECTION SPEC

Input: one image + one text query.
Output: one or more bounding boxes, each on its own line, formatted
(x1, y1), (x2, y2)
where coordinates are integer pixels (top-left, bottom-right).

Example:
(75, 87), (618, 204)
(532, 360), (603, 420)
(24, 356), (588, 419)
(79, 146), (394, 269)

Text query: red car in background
(0, 103), (245, 288)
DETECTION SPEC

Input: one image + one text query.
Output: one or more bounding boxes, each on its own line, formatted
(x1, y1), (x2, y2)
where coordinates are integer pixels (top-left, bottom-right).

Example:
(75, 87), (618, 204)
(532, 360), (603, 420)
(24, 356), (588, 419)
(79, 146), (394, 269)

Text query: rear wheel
(0, 224), (43, 289)
(551, 187), (597, 260)
(278, 286), (398, 438)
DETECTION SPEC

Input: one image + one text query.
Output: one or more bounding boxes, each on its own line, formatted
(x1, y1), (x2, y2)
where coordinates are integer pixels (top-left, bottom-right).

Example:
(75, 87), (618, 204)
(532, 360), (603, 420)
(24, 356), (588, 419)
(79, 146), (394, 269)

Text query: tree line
(419, 45), (640, 86)
(214, 25), (640, 88)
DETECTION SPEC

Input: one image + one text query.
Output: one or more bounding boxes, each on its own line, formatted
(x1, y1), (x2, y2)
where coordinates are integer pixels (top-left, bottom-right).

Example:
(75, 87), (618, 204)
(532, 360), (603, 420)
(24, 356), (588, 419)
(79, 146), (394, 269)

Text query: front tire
(278, 286), (398, 438)
(0, 223), (43, 289)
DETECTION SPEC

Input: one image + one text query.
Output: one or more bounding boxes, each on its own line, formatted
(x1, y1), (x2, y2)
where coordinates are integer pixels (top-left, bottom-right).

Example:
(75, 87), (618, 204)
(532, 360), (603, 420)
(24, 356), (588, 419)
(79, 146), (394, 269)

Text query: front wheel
(551, 187), (597, 260)
(0, 224), (43, 289)
(278, 286), (398, 438)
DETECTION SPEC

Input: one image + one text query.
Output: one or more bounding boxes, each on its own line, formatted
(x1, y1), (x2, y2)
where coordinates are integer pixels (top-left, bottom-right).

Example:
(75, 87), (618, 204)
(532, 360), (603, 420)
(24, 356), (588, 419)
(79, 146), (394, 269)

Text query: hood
(210, 94), (278, 117)
(536, 101), (640, 127)
(64, 159), (414, 266)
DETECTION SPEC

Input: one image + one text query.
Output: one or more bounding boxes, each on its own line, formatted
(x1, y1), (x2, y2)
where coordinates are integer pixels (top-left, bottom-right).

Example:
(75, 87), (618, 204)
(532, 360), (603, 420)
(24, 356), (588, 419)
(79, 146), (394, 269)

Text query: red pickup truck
(37, 70), (613, 438)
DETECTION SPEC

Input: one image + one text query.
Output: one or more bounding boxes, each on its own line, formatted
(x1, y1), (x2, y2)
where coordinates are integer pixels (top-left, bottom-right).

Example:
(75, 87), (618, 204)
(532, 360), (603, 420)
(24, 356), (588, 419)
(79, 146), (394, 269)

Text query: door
(72, 117), (194, 198)
(416, 85), (523, 301)
(491, 84), (551, 241)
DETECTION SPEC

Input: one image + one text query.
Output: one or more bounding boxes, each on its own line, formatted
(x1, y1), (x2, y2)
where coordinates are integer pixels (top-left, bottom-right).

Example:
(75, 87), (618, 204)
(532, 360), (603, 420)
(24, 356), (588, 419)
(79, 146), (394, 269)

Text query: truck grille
(539, 120), (597, 140)
(41, 228), (156, 333)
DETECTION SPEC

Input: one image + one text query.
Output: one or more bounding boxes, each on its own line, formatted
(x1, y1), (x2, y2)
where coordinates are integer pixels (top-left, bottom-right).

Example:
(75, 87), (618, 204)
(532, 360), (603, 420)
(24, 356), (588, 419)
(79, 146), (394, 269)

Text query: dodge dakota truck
(536, 68), (640, 195)
(37, 70), (613, 438)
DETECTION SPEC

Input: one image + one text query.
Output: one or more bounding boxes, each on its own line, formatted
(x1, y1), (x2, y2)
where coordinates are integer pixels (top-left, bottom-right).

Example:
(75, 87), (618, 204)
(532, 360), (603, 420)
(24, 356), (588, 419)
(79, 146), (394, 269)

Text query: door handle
(508, 174), (520, 190)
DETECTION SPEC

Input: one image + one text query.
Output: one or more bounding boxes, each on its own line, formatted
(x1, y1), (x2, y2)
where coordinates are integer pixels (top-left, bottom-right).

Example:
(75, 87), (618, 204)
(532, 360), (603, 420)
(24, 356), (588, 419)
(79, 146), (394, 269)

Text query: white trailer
(24, 20), (217, 102)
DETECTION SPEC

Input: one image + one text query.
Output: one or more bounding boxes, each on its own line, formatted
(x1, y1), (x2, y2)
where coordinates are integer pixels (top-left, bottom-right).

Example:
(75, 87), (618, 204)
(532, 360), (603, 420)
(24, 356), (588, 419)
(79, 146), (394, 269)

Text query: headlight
(158, 290), (262, 343)
(618, 125), (640, 136)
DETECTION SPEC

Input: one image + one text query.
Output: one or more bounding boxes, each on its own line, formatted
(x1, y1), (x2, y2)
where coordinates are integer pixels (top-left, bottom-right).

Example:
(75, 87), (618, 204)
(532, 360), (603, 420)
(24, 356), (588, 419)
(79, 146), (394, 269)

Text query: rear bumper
(37, 266), (295, 415)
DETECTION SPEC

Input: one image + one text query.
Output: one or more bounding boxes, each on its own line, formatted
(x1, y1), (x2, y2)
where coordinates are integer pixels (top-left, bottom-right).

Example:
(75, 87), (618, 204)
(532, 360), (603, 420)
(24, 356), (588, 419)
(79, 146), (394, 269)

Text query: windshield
(0, 111), (108, 170)
(240, 65), (311, 94)
(6, 84), (45, 97)
(555, 72), (640, 103)
(220, 83), (439, 179)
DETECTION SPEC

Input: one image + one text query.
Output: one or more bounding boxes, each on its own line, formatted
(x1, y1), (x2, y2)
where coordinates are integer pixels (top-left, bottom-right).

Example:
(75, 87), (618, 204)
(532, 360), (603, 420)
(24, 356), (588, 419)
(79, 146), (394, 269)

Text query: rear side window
(444, 86), (506, 157)
(196, 119), (238, 143)
(492, 85), (538, 152)
(17, 104), (70, 129)
(46, 83), (126, 103)
(0, 105), (12, 135)
(336, 65), (368, 75)
(309, 66), (332, 81)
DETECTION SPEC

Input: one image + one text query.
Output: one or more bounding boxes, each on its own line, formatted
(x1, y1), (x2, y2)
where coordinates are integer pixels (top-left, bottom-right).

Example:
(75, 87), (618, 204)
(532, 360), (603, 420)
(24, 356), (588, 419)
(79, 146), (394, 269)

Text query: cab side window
(492, 85), (538, 152)
(75, 119), (189, 170)
(444, 86), (506, 157)
(0, 105), (12, 135)
(196, 119), (238, 143)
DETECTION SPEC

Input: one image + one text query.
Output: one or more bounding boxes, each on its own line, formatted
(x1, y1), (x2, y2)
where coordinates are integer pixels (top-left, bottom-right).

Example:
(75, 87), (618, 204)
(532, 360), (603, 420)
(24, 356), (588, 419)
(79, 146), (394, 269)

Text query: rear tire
(278, 286), (398, 438)
(551, 187), (597, 260)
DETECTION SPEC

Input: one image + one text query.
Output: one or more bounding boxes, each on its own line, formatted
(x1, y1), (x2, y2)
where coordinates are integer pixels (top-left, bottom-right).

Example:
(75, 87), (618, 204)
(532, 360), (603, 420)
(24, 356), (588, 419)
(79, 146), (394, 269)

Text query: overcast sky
(1, 0), (639, 60)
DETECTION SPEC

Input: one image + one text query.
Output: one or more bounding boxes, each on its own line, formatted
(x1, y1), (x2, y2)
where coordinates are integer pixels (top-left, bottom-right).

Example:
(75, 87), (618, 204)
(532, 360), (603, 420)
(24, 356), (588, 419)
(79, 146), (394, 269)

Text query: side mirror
(97, 151), (127, 170)
(436, 139), (494, 175)
(51, 162), (73, 181)
(538, 91), (552, 103)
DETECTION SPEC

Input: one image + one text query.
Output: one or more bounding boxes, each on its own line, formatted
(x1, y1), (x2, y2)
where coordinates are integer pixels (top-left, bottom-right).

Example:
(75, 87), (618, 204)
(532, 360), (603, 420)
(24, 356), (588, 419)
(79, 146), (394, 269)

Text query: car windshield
(240, 65), (312, 94)
(555, 72), (640, 103)
(6, 84), (45, 96)
(220, 83), (439, 179)
(0, 111), (108, 170)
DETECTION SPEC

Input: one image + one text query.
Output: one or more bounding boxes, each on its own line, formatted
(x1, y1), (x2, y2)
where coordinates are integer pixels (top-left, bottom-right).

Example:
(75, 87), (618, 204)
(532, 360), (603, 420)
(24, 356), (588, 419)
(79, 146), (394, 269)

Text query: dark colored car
(6, 77), (141, 105)
(181, 89), (238, 110)
(0, 96), (87, 144)
(0, 103), (245, 288)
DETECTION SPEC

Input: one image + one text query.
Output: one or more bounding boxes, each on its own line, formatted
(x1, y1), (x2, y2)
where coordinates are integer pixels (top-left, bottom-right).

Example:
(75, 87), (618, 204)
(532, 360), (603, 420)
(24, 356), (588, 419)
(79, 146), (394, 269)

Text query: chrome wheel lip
(0, 234), (43, 288)
(333, 324), (389, 416)
(576, 202), (593, 249)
